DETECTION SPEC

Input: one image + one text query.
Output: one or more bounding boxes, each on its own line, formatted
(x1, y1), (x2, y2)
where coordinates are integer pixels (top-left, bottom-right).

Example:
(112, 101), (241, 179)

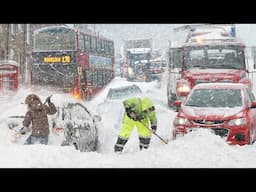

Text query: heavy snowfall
(1, 24), (256, 168)
(1, 75), (256, 168)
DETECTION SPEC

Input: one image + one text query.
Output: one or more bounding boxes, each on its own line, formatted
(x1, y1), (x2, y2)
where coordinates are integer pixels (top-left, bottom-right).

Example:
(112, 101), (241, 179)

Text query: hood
(181, 106), (243, 120)
(182, 69), (244, 84)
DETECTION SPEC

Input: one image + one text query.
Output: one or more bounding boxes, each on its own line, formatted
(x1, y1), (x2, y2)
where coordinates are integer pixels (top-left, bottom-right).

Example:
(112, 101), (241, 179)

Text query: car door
(245, 88), (256, 128)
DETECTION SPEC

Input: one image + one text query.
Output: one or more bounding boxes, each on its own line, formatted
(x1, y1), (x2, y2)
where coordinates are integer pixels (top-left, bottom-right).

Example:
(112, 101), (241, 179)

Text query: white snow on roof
(0, 60), (18, 66)
(194, 82), (247, 89)
(127, 48), (151, 54)
(188, 27), (234, 43)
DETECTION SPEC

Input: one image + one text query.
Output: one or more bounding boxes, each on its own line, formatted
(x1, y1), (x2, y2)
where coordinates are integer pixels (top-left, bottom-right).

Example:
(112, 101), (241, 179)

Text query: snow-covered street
(1, 76), (256, 168)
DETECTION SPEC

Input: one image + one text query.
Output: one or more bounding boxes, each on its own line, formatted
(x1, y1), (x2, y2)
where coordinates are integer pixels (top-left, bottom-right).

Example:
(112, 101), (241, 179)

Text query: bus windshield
(184, 46), (245, 70)
(34, 27), (76, 51)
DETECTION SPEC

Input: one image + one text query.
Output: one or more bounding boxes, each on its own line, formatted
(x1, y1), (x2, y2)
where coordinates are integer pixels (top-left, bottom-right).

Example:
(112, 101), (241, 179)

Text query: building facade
(0, 24), (66, 84)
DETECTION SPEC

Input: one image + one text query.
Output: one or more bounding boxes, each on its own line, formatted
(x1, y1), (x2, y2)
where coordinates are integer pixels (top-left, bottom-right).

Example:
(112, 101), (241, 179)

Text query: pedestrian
(19, 94), (57, 145)
(114, 97), (157, 152)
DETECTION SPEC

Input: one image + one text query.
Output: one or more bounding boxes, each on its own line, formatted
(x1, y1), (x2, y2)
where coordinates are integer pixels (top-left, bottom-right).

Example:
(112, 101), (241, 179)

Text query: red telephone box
(0, 61), (19, 95)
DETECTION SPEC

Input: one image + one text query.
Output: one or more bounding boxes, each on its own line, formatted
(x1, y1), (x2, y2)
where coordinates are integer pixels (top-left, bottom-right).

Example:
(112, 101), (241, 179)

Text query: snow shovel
(151, 130), (169, 144)
(140, 121), (169, 144)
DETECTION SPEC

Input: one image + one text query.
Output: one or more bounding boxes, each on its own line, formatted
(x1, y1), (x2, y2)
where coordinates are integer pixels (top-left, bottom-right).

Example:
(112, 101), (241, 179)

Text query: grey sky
(86, 24), (256, 55)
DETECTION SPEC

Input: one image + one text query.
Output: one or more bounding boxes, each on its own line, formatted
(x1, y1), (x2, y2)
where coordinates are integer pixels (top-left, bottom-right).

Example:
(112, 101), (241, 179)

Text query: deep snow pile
(1, 78), (256, 167)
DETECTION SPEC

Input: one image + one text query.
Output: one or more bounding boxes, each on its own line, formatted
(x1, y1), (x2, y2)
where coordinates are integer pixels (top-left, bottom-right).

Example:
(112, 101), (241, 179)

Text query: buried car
(97, 84), (143, 130)
(106, 84), (143, 100)
(172, 83), (256, 145)
(8, 102), (99, 152)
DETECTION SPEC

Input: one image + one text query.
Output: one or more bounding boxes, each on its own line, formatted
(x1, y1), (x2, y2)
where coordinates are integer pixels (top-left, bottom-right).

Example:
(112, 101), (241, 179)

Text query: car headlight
(228, 118), (247, 126)
(174, 117), (189, 125)
(128, 67), (134, 75)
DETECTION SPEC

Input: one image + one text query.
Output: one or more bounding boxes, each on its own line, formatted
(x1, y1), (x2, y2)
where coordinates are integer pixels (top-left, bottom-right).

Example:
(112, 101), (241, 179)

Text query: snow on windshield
(186, 89), (243, 108)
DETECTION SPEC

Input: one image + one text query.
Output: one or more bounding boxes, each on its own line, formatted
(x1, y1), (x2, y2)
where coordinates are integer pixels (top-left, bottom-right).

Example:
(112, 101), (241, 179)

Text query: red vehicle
(167, 25), (253, 108)
(0, 61), (19, 95)
(172, 83), (256, 145)
(148, 58), (166, 81)
(31, 25), (115, 100)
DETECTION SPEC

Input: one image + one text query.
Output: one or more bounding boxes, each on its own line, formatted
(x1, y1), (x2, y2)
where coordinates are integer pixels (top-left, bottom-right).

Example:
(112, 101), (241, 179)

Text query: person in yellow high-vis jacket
(114, 97), (157, 152)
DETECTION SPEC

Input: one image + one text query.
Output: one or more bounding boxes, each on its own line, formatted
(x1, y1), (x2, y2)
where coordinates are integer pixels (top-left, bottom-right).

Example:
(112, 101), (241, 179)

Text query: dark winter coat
(23, 99), (57, 137)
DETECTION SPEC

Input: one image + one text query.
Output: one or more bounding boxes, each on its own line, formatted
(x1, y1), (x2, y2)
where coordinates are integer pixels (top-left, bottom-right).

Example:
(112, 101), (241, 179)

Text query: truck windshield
(184, 46), (245, 70)
(129, 53), (151, 66)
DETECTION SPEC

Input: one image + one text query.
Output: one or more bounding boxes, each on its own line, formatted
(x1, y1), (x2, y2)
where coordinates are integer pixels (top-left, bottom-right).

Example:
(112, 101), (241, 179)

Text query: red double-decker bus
(0, 60), (19, 96)
(31, 25), (115, 99)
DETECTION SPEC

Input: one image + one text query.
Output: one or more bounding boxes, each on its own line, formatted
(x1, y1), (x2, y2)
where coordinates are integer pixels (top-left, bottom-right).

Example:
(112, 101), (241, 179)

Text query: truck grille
(195, 79), (233, 85)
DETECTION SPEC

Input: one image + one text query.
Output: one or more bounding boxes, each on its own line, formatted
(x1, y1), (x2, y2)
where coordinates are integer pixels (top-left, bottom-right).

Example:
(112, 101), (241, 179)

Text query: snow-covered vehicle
(8, 102), (100, 152)
(167, 24), (254, 108)
(148, 58), (166, 81)
(172, 83), (256, 145)
(106, 84), (143, 100)
(53, 102), (99, 152)
(97, 84), (143, 130)
(122, 39), (152, 82)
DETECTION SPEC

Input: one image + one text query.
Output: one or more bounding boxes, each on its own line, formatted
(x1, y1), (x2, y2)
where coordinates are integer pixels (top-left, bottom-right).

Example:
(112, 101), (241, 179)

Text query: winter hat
(25, 94), (41, 105)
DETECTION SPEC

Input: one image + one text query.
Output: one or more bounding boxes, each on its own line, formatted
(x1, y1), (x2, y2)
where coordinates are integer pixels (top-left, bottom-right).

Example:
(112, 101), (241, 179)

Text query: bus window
(101, 39), (104, 55)
(109, 42), (114, 56)
(93, 69), (98, 86)
(90, 36), (97, 54)
(85, 35), (90, 53)
(105, 71), (112, 85)
(104, 41), (109, 56)
(79, 35), (85, 52)
(97, 70), (104, 86)
(96, 39), (100, 55)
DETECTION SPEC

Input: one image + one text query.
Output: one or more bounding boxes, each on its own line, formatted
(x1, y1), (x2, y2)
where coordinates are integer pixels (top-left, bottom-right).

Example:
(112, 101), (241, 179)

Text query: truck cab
(167, 25), (252, 107)
(126, 48), (151, 81)
(122, 39), (152, 82)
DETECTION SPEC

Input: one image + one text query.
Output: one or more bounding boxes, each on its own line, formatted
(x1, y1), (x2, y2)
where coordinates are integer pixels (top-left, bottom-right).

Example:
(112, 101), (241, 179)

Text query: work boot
(114, 136), (128, 153)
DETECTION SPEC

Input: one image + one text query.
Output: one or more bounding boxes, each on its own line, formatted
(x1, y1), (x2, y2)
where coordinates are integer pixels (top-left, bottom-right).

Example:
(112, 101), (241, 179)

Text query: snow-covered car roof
(193, 82), (248, 90)
(106, 84), (143, 100)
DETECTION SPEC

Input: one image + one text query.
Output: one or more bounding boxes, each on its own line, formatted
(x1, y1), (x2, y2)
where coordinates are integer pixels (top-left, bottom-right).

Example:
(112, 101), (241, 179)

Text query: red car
(172, 83), (256, 145)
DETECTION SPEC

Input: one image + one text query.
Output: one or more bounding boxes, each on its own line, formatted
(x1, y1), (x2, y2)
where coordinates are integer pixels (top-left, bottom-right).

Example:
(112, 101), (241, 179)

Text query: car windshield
(184, 45), (245, 70)
(185, 88), (243, 108)
(106, 85), (142, 100)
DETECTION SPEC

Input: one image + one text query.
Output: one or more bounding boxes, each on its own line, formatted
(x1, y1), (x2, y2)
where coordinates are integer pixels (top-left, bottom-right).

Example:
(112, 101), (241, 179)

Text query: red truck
(167, 24), (254, 108)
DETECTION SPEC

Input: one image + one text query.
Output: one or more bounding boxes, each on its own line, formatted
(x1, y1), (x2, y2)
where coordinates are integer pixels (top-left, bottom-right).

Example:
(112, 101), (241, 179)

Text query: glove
(151, 125), (157, 132)
(45, 95), (52, 104)
(19, 127), (27, 135)
(126, 108), (137, 121)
